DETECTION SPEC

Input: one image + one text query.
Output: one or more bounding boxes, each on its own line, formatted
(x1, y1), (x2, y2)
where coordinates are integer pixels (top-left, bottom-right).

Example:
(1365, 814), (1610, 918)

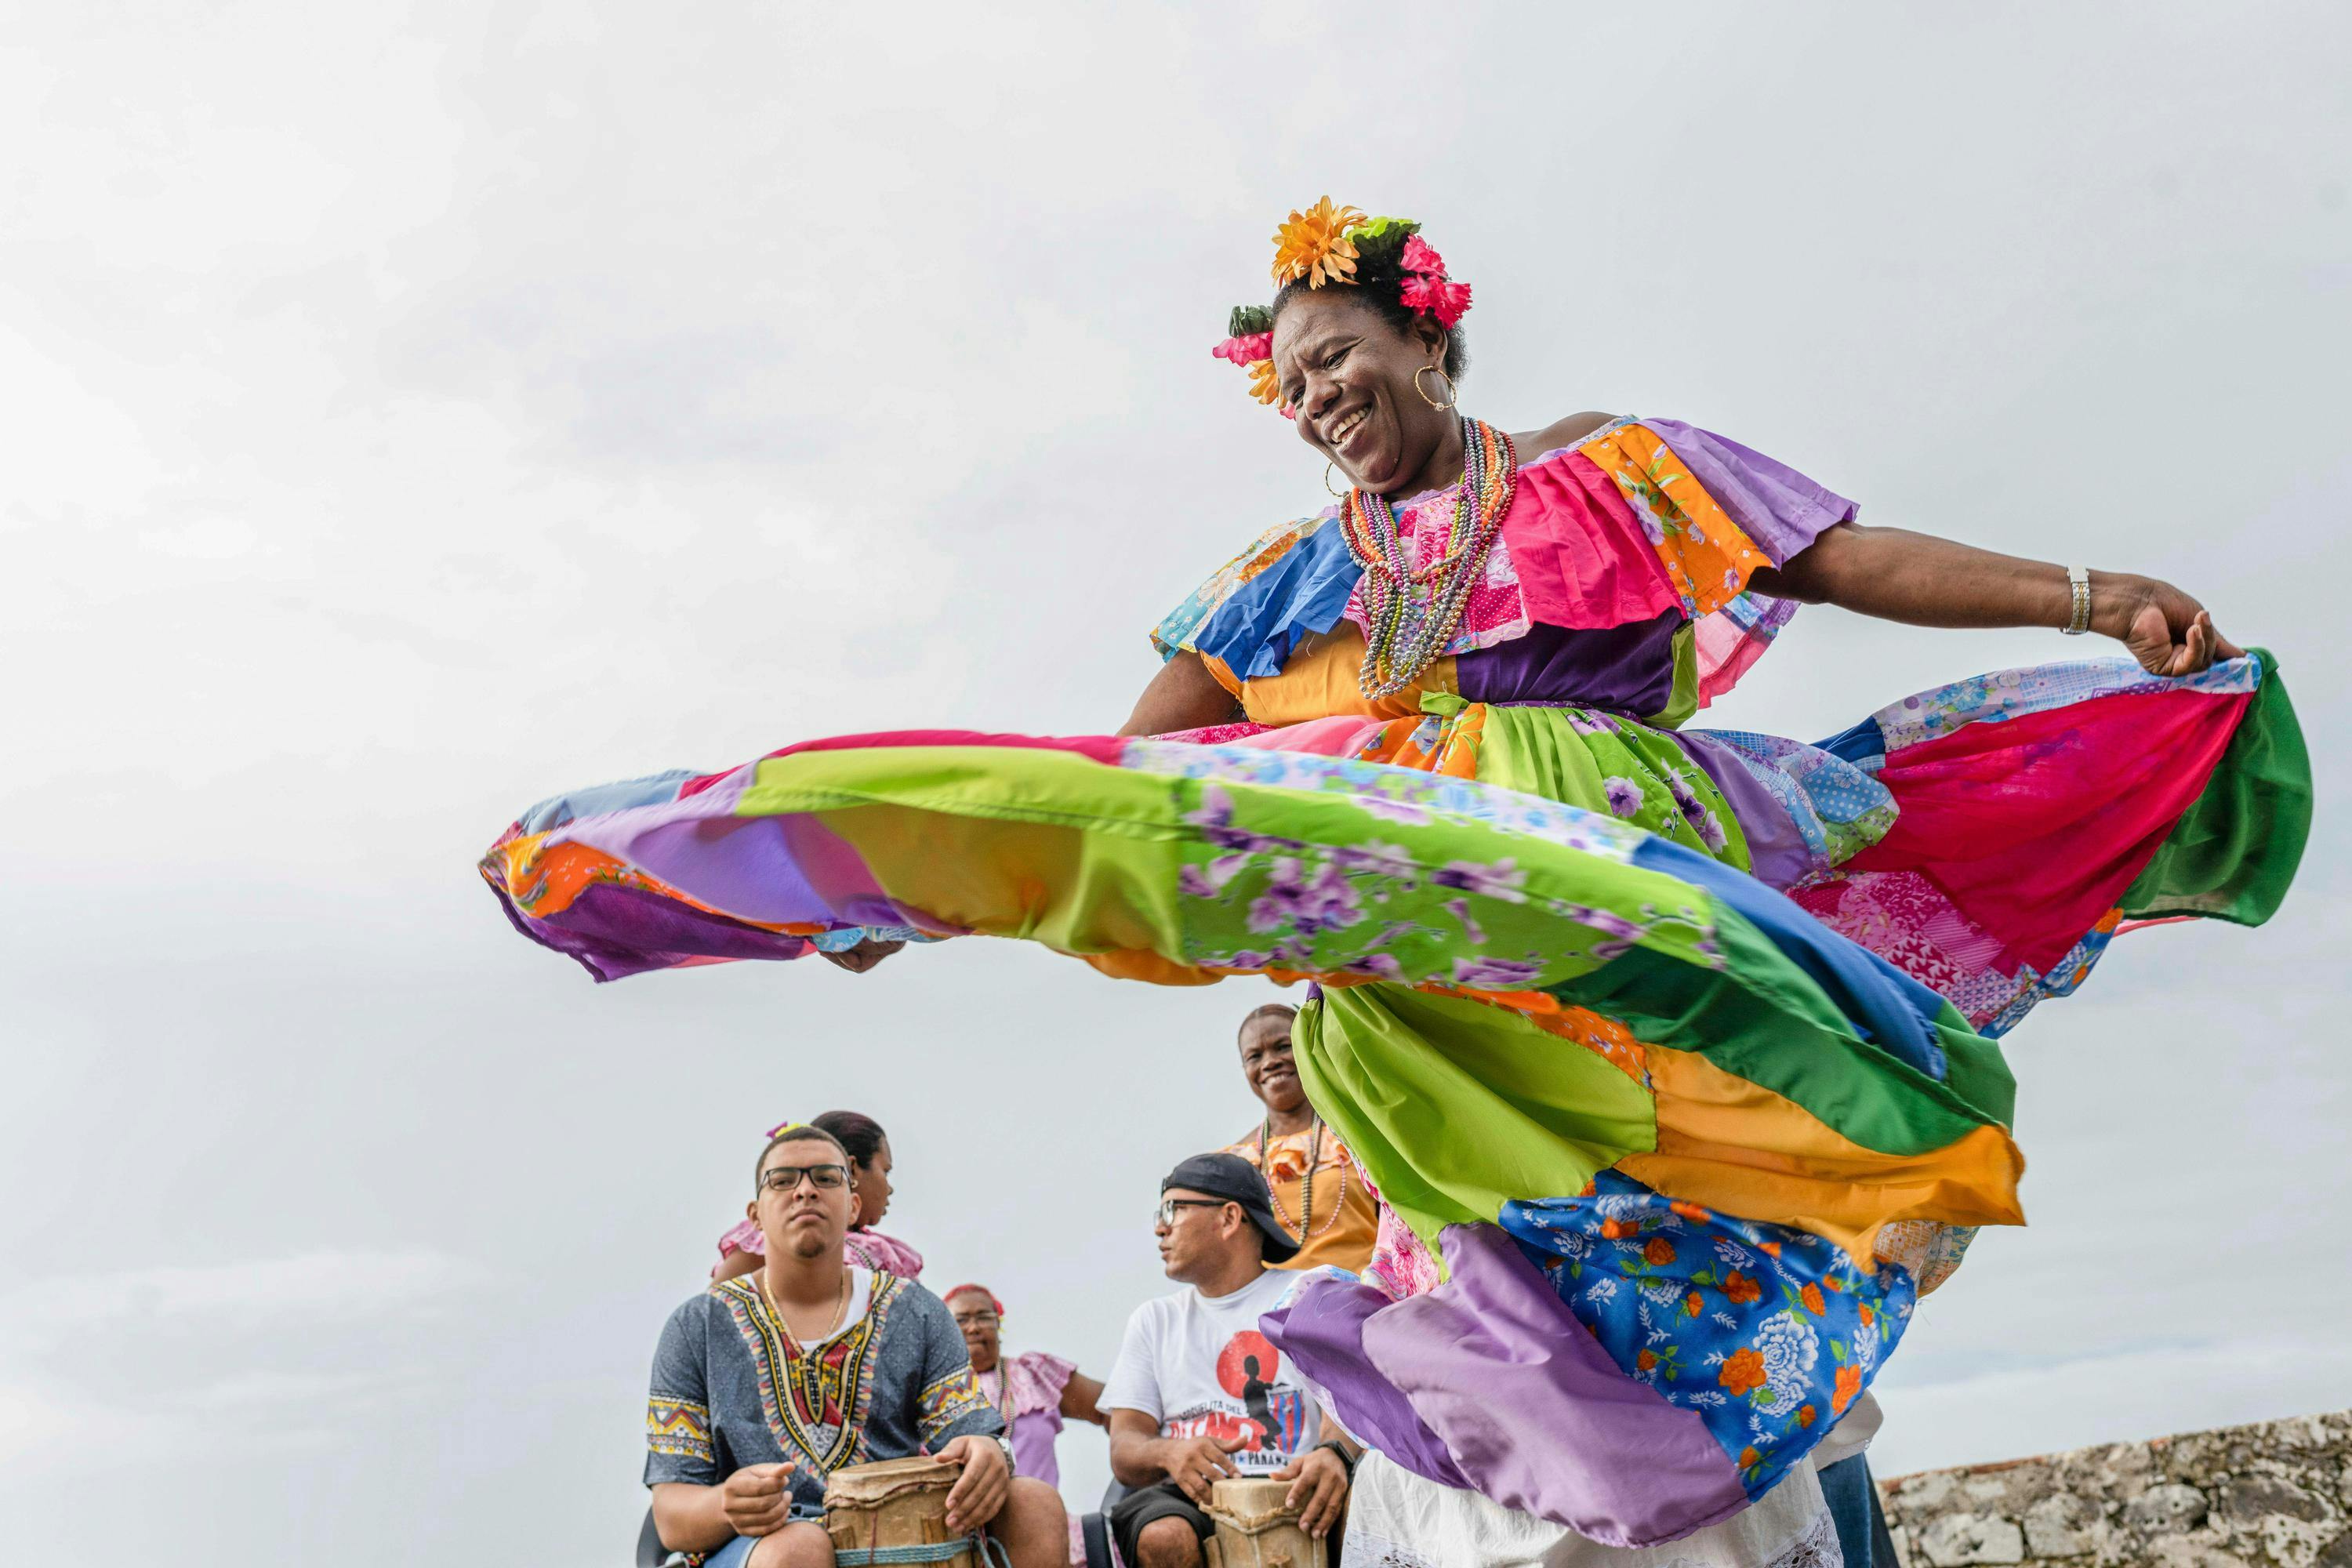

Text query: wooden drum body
(822, 1456), (977, 1568)
(1204, 1477), (1324, 1568)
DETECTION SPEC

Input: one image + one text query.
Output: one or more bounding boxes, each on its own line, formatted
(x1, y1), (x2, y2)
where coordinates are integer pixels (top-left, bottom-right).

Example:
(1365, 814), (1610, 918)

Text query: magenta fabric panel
(1501, 450), (1687, 634)
(1846, 687), (2249, 972)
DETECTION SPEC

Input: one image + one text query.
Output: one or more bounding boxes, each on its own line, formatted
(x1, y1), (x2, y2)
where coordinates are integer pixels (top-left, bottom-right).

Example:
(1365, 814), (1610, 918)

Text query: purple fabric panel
(563, 776), (858, 926)
(1009, 1410), (1063, 1489)
(1359, 1225), (1749, 1549)
(1261, 1276), (1474, 1491)
(1644, 419), (1857, 565)
(499, 880), (814, 982)
(1666, 730), (1814, 891)
(1455, 612), (1682, 711)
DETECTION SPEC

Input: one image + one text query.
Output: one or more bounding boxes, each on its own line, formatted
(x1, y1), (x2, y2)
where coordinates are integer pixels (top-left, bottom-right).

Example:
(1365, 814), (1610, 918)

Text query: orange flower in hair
(1271, 197), (1367, 288)
(1247, 357), (1283, 407)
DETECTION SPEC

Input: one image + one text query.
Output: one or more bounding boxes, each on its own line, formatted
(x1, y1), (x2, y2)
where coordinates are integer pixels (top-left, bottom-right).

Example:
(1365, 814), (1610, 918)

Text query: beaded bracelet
(2063, 565), (2092, 635)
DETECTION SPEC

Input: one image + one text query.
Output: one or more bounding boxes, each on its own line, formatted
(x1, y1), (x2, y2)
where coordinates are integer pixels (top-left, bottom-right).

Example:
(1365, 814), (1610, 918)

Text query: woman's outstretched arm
(1748, 522), (2242, 677)
(1118, 648), (1243, 737)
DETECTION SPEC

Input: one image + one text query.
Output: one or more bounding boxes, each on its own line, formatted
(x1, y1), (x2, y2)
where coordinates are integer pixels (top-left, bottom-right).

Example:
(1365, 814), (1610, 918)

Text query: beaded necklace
(1336, 416), (1518, 699)
(979, 1358), (1017, 1426)
(1257, 1116), (1347, 1242)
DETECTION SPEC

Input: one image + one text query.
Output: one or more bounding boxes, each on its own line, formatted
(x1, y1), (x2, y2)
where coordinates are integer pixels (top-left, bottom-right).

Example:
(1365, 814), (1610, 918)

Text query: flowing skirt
(481, 652), (2306, 1547)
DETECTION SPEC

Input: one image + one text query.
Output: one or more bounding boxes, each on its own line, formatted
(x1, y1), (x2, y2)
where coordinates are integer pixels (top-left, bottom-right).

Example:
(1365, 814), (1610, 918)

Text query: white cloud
(0, 1249), (486, 1341)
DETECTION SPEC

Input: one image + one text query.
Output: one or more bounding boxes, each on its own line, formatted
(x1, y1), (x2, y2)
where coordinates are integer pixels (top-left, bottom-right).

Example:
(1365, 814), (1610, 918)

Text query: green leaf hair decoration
(1229, 305), (1275, 337)
(1345, 216), (1423, 270)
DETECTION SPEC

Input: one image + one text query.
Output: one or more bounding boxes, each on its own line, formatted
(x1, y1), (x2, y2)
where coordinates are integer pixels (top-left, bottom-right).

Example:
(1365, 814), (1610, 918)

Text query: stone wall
(1877, 1410), (2352, 1568)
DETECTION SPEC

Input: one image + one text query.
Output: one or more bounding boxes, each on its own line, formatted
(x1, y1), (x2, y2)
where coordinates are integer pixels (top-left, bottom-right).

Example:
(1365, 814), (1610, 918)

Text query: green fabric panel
(1290, 984), (1657, 1246)
(1644, 619), (1701, 731)
(752, 744), (1719, 989)
(1548, 900), (2015, 1150)
(2120, 650), (2312, 926)
(1475, 705), (1752, 873)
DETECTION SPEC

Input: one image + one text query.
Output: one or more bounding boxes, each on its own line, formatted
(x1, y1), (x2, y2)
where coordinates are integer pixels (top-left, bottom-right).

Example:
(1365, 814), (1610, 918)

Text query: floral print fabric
(1502, 1172), (1915, 1501)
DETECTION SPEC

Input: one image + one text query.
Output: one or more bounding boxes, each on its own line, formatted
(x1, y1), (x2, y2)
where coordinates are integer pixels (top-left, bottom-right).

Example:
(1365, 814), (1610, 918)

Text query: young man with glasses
(644, 1123), (1070, 1567)
(1101, 1153), (1357, 1568)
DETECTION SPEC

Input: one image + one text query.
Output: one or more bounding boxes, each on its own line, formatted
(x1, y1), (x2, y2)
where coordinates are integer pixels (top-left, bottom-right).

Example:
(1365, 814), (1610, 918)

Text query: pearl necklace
(1336, 416), (1519, 699)
(1258, 1116), (1348, 1242)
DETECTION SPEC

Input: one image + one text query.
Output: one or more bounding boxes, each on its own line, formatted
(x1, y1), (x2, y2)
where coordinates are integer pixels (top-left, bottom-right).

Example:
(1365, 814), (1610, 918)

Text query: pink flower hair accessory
(1400, 272), (1472, 329)
(1213, 330), (1274, 365)
(1399, 234), (1446, 278)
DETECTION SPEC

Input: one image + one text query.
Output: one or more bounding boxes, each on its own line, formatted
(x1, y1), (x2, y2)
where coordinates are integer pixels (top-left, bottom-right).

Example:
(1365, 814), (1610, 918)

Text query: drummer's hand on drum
(719, 1462), (797, 1537)
(1163, 1434), (1247, 1503)
(1272, 1446), (1349, 1539)
(938, 1434), (1010, 1533)
(820, 937), (905, 975)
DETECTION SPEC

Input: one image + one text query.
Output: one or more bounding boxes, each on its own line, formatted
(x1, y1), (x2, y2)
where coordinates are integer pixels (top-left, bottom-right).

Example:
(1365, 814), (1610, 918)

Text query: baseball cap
(1160, 1151), (1301, 1264)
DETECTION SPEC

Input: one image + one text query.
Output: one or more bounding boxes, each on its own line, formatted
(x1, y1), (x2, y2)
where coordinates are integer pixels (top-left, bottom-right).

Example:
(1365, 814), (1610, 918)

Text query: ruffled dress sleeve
(1509, 417), (1857, 711)
(844, 1227), (924, 1279)
(1146, 418), (1856, 718)
(1006, 1349), (1078, 1419)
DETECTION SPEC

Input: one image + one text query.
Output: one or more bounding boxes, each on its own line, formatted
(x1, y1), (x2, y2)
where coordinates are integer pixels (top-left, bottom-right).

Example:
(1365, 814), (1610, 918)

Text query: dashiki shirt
(1222, 1123), (1378, 1274)
(644, 1267), (1000, 1521)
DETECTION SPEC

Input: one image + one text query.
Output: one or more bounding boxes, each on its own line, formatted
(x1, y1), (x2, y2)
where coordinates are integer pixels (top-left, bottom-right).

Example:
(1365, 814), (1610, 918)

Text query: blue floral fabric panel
(1501, 1172), (1918, 1501)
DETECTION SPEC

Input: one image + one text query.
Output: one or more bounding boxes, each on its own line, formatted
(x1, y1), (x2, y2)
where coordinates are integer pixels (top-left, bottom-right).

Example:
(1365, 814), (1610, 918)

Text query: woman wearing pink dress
(712, 1110), (924, 1281)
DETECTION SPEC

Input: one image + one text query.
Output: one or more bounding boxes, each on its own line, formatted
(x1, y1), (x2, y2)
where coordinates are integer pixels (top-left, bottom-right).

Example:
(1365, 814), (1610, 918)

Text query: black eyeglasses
(760, 1163), (850, 1194)
(1156, 1197), (1231, 1228)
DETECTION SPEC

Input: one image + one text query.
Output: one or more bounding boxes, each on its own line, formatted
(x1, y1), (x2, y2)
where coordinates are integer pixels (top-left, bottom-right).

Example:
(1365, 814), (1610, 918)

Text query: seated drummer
(644, 1123), (1069, 1568)
(1101, 1153), (1358, 1568)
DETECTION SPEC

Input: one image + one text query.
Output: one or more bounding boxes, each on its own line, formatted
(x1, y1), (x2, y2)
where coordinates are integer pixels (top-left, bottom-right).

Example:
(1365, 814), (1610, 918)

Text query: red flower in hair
(1213, 331), (1274, 365)
(1400, 274), (1472, 328)
(1399, 235), (1446, 278)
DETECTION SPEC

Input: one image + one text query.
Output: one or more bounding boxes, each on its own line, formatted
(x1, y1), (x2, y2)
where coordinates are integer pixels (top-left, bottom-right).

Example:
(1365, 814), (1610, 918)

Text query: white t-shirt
(1101, 1269), (1322, 1474)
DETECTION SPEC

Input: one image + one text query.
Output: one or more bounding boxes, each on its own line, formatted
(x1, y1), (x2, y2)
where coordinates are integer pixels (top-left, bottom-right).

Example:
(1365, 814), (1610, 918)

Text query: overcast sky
(5, 5), (2348, 1564)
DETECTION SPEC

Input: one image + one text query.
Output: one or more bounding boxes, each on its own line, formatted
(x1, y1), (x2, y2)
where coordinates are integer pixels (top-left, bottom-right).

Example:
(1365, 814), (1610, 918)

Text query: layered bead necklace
(1258, 1115), (1348, 1242)
(1336, 415), (1519, 700)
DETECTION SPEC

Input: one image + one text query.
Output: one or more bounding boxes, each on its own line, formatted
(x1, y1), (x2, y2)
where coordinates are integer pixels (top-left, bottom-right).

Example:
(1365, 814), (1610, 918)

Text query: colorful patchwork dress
(497, 417), (2308, 1550)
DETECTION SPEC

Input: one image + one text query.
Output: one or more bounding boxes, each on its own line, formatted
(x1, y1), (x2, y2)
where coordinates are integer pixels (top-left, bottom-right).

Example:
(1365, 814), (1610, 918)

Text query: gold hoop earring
(1325, 462), (1350, 501)
(1415, 365), (1457, 412)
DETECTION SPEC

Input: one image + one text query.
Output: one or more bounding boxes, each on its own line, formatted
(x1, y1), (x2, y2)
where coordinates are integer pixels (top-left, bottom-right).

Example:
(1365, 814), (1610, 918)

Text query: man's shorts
(686, 1536), (758, 1568)
(1107, 1479), (1214, 1566)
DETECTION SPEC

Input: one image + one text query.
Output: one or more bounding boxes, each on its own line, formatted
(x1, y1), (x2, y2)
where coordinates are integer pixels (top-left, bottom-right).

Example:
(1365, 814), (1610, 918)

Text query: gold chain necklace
(759, 1266), (854, 1418)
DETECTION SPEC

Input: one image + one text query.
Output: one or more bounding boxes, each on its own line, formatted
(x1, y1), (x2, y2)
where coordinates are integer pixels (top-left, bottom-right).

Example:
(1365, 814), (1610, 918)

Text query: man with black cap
(1101, 1153), (1357, 1568)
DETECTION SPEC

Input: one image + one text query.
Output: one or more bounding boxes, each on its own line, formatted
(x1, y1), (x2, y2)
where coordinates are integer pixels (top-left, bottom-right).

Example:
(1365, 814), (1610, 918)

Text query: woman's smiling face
(1272, 289), (1454, 496)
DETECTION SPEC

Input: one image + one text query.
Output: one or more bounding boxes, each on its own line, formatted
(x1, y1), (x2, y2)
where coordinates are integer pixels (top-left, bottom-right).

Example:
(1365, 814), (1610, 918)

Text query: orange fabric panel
(1237, 623), (1457, 725)
(1579, 423), (1773, 619)
(1624, 1044), (2026, 1266)
(486, 833), (782, 927)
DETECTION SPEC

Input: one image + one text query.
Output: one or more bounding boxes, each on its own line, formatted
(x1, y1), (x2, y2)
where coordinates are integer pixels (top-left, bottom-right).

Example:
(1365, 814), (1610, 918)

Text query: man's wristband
(1312, 1439), (1355, 1481)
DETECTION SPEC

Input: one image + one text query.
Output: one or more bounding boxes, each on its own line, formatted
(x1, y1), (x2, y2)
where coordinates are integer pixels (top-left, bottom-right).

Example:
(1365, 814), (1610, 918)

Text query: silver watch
(991, 1431), (1017, 1475)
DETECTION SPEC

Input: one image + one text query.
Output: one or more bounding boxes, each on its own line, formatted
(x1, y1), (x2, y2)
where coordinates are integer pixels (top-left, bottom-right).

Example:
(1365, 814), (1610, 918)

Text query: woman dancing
(483, 200), (2307, 1563)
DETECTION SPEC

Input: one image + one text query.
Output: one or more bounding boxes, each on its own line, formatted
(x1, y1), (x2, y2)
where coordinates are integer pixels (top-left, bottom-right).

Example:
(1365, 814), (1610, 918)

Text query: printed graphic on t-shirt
(1162, 1327), (1308, 1470)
